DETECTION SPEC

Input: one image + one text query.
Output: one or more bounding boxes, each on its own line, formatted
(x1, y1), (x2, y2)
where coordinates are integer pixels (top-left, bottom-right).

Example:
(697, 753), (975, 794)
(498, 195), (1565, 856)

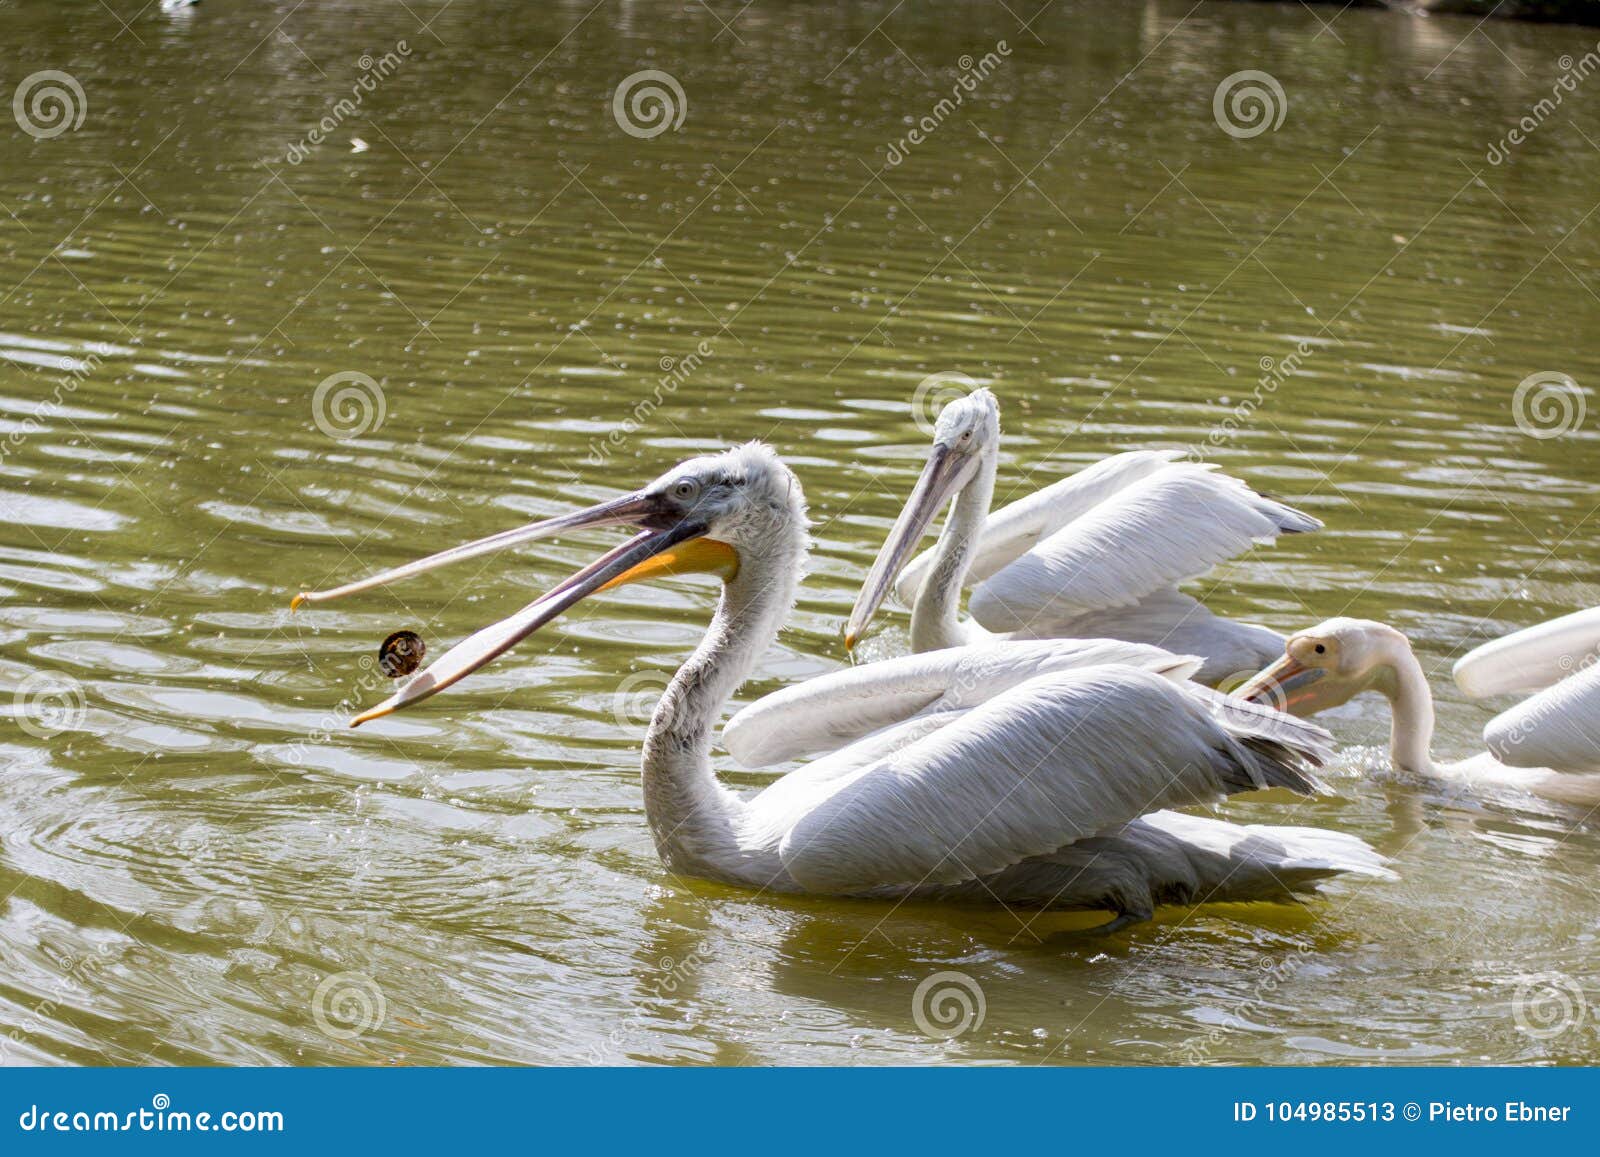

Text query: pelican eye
(671, 479), (699, 502)
(1314, 643), (1326, 654)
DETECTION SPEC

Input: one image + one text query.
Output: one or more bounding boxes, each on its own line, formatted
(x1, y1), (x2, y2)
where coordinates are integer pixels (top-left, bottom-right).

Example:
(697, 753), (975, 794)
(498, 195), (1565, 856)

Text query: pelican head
(292, 442), (806, 726)
(1236, 617), (1413, 715)
(844, 387), (999, 649)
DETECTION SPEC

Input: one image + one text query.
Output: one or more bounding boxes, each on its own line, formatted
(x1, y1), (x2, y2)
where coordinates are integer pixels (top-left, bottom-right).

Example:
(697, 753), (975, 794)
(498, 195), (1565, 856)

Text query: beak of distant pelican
(1235, 655), (1328, 713)
(844, 442), (972, 650)
(291, 490), (738, 727)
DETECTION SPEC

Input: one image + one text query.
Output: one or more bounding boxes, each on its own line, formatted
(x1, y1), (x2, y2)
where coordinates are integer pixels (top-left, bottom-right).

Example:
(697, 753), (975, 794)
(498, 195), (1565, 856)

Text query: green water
(2, 0), (1599, 1066)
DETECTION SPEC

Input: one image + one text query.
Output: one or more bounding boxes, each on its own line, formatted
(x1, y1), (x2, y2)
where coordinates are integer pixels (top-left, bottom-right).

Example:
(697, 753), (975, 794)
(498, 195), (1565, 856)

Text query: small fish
(378, 630), (425, 678)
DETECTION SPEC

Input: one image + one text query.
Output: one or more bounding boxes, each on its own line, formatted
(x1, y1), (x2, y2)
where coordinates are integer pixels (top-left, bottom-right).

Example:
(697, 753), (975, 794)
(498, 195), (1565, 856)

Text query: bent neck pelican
(1237, 617), (1600, 807)
(846, 388), (1319, 685)
(296, 443), (1389, 930)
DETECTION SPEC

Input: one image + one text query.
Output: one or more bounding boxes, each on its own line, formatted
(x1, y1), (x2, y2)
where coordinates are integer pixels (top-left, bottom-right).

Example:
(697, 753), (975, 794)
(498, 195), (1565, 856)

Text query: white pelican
(1452, 607), (1600, 776)
(1236, 617), (1600, 807)
(296, 444), (1390, 931)
(844, 389), (1319, 685)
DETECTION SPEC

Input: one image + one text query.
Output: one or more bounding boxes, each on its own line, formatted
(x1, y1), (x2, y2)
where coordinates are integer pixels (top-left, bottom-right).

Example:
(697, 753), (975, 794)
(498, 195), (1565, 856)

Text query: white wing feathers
(1482, 660), (1600, 774)
(1006, 588), (1285, 685)
(968, 465), (1320, 632)
(1453, 606), (1600, 699)
(1452, 607), (1600, 774)
(892, 450), (1183, 606)
(769, 667), (1331, 895)
(722, 638), (1201, 768)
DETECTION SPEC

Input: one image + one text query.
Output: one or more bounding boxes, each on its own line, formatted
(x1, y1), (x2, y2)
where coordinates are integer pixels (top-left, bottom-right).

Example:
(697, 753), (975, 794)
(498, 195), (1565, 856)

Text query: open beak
(1234, 655), (1327, 714)
(292, 491), (737, 727)
(844, 443), (972, 650)
(290, 492), (660, 610)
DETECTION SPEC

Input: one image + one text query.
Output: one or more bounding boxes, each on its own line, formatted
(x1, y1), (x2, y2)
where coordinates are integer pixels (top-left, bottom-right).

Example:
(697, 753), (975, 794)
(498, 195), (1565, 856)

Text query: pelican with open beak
(290, 442), (1390, 921)
(292, 476), (737, 727)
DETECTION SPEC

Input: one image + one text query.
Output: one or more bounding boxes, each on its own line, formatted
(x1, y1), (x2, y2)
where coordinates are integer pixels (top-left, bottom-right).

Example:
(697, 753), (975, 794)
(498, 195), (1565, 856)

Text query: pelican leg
(1049, 907), (1151, 943)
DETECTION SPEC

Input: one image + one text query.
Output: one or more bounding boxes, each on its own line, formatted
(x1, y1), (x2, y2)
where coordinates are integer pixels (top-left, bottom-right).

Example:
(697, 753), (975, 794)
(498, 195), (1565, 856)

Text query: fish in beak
(844, 442), (973, 650)
(291, 491), (738, 727)
(1234, 654), (1328, 714)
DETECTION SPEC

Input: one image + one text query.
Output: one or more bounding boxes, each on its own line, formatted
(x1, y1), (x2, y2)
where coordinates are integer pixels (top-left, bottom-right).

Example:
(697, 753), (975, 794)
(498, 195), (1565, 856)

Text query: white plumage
(893, 448), (1181, 603)
(968, 466), (1318, 629)
(849, 390), (1317, 685)
(1239, 616), (1600, 806)
(1009, 589), (1287, 687)
(317, 444), (1391, 933)
(723, 637), (1199, 767)
(1480, 664), (1600, 775)
(1453, 606), (1600, 775)
(759, 668), (1328, 895)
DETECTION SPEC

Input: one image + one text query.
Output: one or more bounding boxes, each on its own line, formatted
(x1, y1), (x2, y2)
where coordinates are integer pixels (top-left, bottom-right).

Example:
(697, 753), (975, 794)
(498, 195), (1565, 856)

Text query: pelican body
(296, 444), (1389, 931)
(845, 389), (1318, 685)
(1452, 606), (1600, 776)
(1238, 617), (1600, 807)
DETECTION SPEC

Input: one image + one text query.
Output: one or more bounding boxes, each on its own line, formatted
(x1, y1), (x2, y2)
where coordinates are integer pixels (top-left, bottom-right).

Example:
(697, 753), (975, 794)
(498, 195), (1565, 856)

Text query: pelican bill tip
(290, 592), (308, 612)
(349, 704), (389, 728)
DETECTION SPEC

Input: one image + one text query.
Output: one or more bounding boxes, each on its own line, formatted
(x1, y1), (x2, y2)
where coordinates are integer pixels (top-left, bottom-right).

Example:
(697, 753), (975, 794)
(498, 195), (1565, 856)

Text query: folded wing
(892, 450), (1183, 607)
(1453, 606), (1600, 699)
(1483, 661), (1600, 774)
(767, 666), (1330, 894)
(722, 638), (1200, 767)
(968, 464), (1319, 632)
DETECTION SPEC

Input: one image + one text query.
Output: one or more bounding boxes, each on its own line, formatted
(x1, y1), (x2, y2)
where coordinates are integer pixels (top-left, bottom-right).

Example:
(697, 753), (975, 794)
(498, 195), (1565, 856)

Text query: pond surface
(2, 0), (1599, 1065)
